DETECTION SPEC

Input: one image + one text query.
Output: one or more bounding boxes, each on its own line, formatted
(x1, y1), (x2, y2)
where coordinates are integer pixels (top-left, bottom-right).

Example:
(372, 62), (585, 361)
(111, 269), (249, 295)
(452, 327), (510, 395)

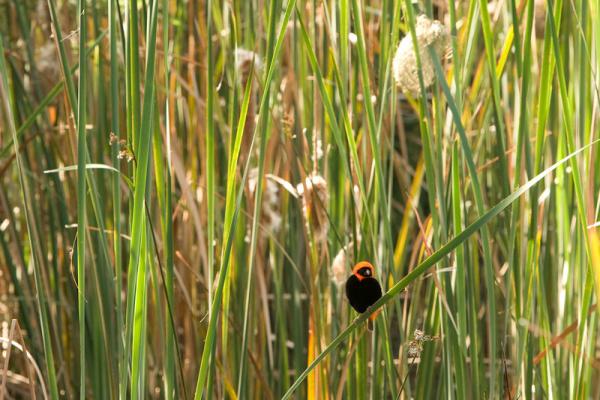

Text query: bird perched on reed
(345, 261), (382, 331)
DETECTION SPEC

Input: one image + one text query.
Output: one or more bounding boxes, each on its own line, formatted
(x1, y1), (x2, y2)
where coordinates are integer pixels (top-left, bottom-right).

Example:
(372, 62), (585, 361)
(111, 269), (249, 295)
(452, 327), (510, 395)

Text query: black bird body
(345, 275), (382, 313)
(345, 261), (383, 330)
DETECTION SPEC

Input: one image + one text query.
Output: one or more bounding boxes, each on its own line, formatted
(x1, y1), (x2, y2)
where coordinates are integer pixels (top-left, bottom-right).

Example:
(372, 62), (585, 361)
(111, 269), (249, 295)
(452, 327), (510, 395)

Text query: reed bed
(0, 0), (599, 398)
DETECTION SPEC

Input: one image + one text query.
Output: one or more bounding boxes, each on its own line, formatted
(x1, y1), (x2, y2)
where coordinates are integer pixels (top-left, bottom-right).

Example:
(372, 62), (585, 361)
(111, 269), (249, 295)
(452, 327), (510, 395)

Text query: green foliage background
(0, 0), (599, 398)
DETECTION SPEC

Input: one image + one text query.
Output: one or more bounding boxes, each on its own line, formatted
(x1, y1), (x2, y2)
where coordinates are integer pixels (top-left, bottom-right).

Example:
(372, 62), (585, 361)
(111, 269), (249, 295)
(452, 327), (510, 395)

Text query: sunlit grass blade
(127, 0), (160, 397)
(75, 0), (88, 395)
(108, 0), (125, 393)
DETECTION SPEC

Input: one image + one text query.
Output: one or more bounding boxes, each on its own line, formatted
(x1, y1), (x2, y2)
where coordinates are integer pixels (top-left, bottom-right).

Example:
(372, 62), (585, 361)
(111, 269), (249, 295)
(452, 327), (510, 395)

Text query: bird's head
(352, 261), (375, 281)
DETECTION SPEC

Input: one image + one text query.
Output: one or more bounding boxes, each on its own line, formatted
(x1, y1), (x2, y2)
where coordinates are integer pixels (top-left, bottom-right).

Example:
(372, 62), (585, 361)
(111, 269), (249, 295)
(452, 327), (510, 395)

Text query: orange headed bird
(345, 261), (382, 331)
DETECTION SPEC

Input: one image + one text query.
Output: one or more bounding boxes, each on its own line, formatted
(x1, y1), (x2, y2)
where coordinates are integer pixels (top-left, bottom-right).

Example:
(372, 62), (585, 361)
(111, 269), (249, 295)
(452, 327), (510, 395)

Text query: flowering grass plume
(297, 173), (329, 242)
(407, 329), (440, 359)
(248, 168), (282, 235)
(392, 15), (450, 97)
(331, 245), (352, 287)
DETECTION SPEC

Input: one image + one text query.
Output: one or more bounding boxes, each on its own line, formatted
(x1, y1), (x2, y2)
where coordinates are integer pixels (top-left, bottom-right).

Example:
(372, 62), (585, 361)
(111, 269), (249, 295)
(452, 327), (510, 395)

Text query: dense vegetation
(0, 0), (599, 398)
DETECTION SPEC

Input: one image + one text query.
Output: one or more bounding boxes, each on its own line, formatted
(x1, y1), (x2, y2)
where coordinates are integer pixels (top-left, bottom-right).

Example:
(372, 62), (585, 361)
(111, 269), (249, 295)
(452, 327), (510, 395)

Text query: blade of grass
(478, 0), (509, 200)
(206, 0), (215, 322)
(128, 0), (159, 396)
(224, 57), (254, 395)
(108, 0), (125, 392)
(75, 0), (88, 395)
(159, 0), (176, 395)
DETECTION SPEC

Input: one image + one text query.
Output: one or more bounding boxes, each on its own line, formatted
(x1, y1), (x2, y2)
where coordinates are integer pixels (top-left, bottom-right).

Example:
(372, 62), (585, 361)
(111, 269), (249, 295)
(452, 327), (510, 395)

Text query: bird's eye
(360, 268), (371, 277)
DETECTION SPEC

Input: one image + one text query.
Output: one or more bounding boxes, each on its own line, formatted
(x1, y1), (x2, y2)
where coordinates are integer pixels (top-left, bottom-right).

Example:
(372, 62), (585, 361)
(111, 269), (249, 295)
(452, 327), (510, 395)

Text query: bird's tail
(367, 308), (381, 331)
(367, 319), (374, 331)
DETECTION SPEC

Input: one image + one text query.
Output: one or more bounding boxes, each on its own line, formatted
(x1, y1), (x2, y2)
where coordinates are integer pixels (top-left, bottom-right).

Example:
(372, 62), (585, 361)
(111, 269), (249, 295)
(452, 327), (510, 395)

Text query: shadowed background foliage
(0, 0), (599, 398)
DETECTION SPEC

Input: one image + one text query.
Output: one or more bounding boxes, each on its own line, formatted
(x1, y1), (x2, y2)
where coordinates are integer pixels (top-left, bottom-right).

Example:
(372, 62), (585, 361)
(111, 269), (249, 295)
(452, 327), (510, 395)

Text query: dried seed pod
(406, 329), (440, 359)
(297, 174), (329, 241)
(234, 48), (262, 164)
(234, 48), (262, 87)
(247, 168), (282, 234)
(534, 0), (546, 38)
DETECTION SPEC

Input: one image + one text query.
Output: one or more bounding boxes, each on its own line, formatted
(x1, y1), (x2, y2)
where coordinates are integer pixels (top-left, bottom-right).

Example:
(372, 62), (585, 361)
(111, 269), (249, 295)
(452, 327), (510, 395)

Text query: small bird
(345, 261), (383, 331)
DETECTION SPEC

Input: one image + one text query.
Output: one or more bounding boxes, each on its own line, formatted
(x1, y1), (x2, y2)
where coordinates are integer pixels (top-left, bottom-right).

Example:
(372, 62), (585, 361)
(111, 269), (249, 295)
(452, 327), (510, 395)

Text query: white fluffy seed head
(331, 247), (349, 287)
(234, 48), (262, 86)
(392, 15), (450, 97)
(34, 42), (61, 95)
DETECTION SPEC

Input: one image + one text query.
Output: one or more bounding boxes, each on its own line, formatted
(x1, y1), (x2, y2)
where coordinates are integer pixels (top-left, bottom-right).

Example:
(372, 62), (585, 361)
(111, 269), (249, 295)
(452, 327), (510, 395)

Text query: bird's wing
(363, 278), (383, 306)
(345, 275), (365, 312)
